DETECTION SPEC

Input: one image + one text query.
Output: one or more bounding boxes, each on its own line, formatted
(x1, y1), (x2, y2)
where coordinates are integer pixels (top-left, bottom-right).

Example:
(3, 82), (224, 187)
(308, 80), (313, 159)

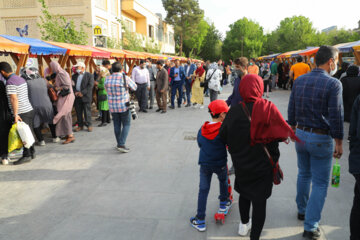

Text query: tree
(183, 19), (209, 57)
(37, 0), (90, 45)
(222, 17), (264, 60)
(116, 18), (143, 52)
(199, 23), (222, 62)
(162, 0), (204, 55)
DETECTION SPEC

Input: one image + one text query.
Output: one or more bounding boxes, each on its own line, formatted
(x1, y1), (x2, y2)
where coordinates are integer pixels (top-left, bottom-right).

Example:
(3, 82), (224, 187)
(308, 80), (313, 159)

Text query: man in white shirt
(132, 60), (150, 113)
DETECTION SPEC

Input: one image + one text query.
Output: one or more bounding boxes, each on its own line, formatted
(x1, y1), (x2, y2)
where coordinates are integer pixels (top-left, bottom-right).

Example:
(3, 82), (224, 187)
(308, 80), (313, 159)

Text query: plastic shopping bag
(16, 121), (35, 148)
(8, 123), (23, 153)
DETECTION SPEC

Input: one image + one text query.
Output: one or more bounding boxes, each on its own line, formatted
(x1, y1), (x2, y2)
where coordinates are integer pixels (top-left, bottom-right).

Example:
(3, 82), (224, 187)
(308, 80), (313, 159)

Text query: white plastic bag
(17, 121), (35, 148)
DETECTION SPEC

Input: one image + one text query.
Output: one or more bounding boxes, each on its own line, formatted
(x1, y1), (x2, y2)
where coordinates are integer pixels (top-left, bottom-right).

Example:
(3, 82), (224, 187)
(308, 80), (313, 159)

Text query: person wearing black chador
(0, 75), (12, 165)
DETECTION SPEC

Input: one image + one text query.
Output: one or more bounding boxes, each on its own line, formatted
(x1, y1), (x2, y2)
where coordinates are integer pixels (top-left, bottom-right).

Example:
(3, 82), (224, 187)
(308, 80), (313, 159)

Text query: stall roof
(296, 47), (319, 57)
(0, 36), (29, 54)
(123, 50), (146, 59)
(46, 41), (92, 57)
(264, 53), (280, 59)
(353, 45), (360, 51)
(337, 40), (360, 53)
(1, 35), (66, 55)
(95, 47), (125, 58)
(277, 50), (302, 58)
(74, 45), (111, 58)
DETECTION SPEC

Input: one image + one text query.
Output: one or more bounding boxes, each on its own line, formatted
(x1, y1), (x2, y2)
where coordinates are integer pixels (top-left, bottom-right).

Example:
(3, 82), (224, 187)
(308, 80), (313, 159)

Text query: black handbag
(240, 102), (284, 185)
(98, 95), (107, 101)
(200, 70), (216, 88)
(59, 88), (70, 97)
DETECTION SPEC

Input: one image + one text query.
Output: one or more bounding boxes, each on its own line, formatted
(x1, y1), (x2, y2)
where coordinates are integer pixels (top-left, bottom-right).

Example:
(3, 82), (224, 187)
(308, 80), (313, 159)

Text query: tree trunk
(179, 33), (183, 56)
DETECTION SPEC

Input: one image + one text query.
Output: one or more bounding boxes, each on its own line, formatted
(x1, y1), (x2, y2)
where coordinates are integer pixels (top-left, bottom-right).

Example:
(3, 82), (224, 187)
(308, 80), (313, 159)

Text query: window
(4, 17), (38, 38)
(1, 0), (36, 8)
(148, 25), (154, 39)
(111, 22), (119, 40)
(95, 0), (107, 10)
(111, 0), (118, 16)
(169, 32), (175, 45)
(124, 19), (134, 32)
(48, 0), (83, 7)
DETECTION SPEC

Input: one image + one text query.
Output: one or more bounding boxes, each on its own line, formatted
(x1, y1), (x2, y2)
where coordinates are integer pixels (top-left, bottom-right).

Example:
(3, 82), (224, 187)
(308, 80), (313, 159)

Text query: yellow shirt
(290, 62), (311, 80)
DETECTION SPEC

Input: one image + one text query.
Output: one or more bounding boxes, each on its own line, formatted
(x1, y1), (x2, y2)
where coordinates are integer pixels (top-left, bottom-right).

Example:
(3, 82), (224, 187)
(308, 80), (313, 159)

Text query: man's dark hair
(234, 57), (248, 68)
(140, 60), (145, 64)
(315, 45), (339, 66)
(208, 108), (221, 119)
(112, 62), (123, 73)
(156, 60), (164, 66)
(102, 60), (111, 66)
(0, 62), (13, 73)
(296, 56), (303, 63)
(147, 57), (152, 61)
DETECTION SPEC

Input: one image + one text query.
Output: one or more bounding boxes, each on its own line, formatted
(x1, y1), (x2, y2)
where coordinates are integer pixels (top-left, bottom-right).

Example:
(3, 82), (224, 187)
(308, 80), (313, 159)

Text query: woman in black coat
(341, 65), (360, 122)
(0, 78), (12, 165)
(220, 74), (297, 240)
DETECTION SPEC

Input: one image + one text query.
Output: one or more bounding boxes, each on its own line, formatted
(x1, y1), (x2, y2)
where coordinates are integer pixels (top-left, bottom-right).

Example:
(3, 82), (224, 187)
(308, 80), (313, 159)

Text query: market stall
(0, 36), (30, 74)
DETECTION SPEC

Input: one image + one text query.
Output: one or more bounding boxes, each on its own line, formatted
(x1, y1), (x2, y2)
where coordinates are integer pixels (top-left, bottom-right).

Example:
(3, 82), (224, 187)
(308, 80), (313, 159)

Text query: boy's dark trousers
(196, 164), (229, 220)
(350, 174), (360, 240)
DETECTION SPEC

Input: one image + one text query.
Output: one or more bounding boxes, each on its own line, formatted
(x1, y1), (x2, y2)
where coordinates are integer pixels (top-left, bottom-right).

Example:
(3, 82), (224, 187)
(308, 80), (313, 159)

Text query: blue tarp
(337, 40), (360, 53)
(0, 35), (67, 55)
(264, 53), (280, 59)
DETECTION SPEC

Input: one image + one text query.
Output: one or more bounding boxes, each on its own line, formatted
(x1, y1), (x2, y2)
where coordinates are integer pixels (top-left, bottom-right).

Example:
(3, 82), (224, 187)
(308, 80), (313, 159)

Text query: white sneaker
(38, 140), (46, 146)
(238, 218), (252, 236)
(1, 158), (9, 165)
(53, 137), (61, 143)
(199, 105), (204, 109)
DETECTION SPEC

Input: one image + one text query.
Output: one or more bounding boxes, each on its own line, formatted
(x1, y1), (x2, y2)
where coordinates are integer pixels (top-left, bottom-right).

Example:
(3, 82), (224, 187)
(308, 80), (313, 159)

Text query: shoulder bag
(240, 102), (284, 185)
(48, 86), (58, 102)
(200, 69), (216, 88)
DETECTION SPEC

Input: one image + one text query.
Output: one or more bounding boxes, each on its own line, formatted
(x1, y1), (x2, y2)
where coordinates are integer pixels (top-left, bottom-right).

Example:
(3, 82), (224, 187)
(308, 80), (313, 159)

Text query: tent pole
(37, 56), (44, 77)
(353, 51), (360, 65)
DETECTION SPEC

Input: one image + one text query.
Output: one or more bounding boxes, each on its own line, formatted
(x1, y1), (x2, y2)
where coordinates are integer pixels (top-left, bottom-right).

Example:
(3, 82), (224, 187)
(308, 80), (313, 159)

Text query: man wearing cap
(132, 60), (150, 113)
(72, 62), (95, 132)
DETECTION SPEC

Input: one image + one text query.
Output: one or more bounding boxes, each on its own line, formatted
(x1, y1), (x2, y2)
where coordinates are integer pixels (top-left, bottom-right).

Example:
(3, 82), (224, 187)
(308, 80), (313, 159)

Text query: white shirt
(132, 66), (150, 87)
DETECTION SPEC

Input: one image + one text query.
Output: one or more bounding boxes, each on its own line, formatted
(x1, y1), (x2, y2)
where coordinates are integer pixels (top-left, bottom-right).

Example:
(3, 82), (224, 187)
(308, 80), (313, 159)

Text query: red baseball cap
(208, 100), (229, 115)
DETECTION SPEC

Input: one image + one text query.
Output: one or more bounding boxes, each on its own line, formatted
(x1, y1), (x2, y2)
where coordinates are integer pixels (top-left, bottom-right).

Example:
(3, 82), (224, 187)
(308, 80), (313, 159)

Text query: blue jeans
(196, 165), (229, 220)
(111, 110), (131, 147)
(295, 129), (333, 232)
(171, 81), (183, 107)
(185, 79), (192, 104)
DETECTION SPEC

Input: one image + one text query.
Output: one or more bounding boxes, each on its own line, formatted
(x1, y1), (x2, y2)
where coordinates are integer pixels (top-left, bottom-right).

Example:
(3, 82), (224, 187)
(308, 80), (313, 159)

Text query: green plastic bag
(8, 123), (23, 153)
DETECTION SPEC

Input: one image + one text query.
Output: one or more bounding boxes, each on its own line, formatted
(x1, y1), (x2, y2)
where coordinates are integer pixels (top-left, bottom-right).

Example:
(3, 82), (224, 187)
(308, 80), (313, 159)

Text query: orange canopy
(46, 41), (92, 57)
(123, 50), (146, 59)
(0, 36), (29, 54)
(277, 50), (302, 58)
(96, 47), (126, 58)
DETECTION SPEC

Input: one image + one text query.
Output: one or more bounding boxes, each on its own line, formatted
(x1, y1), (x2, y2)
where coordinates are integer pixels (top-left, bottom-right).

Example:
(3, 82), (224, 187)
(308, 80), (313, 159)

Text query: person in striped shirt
(0, 62), (35, 165)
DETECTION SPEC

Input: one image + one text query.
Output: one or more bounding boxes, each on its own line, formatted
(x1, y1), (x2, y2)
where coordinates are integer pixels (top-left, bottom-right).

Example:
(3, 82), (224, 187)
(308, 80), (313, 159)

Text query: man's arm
(9, 94), (21, 122)
(126, 76), (137, 91)
(162, 71), (169, 92)
(81, 73), (94, 97)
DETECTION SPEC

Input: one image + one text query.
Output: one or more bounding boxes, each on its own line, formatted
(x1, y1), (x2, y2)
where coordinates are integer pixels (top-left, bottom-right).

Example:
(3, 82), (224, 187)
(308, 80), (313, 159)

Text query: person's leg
(196, 165), (212, 220)
(101, 110), (106, 124)
(119, 110), (131, 147)
(49, 123), (57, 138)
(18, 111), (35, 158)
(149, 81), (155, 108)
(185, 80), (191, 105)
(171, 84), (176, 107)
(33, 127), (44, 142)
(304, 133), (333, 232)
(350, 174), (360, 240)
(295, 130), (311, 216)
(83, 102), (92, 127)
(142, 84), (149, 110)
(239, 195), (251, 224)
(209, 90), (214, 102)
(215, 165), (229, 201)
(178, 83), (183, 107)
(250, 199), (267, 240)
(111, 113), (122, 147)
(74, 98), (84, 127)
(162, 92), (167, 111)
(105, 111), (111, 123)
(156, 91), (161, 110)
(0, 122), (11, 160)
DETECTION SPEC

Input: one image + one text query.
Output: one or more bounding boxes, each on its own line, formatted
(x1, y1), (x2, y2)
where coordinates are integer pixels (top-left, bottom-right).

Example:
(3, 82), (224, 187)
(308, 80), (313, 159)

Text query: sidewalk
(0, 85), (353, 240)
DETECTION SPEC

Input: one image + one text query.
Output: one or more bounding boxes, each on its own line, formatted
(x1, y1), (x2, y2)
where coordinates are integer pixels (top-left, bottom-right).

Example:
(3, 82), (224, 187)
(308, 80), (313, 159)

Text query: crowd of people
(1, 44), (360, 240)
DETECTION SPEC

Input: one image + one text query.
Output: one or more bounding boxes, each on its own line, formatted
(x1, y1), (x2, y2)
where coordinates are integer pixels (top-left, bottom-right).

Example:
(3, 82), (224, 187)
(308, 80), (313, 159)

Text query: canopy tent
(277, 50), (302, 59)
(264, 53), (280, 60)
(0, 36), (29, 54)
(46, 41), (92, 57)
(95, 47), (126, 59)
(295, 47), (319, 57)
(74, 45), (111, 58)
(336, 40), (360, 53)
(123, 50), (146, 59)
(1, 35), (66, 56)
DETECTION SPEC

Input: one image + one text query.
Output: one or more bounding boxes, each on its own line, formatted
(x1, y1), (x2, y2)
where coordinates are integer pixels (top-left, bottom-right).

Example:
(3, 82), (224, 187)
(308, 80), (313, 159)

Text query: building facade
(0, 0), (175, 54)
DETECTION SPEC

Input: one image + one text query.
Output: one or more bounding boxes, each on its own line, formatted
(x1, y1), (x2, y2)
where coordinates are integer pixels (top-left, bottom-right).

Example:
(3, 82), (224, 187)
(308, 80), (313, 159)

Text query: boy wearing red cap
(190, 99), (232, 232)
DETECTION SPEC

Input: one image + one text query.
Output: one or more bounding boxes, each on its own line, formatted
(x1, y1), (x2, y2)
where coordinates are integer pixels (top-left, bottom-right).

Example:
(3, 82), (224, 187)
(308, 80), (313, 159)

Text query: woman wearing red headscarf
(191, 62), (206, 108)
(220, 74), (298, 240)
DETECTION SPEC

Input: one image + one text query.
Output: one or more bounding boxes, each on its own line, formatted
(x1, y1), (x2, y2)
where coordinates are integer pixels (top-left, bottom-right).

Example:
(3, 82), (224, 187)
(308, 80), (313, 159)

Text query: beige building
(0, 0), (175, 54)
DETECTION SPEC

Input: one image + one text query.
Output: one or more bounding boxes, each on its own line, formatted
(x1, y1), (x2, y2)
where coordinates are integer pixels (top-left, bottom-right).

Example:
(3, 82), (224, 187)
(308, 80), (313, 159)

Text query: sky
(138, 0), (360, 36)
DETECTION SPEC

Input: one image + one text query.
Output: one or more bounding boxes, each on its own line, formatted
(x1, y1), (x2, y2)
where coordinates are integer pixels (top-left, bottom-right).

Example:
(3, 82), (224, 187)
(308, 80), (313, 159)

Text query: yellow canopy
(96, 47), (125, 58)
(277, 50), (302, 58)
(352, 45), (360, 51)
(45, 41), (92, 57)
(0, 36), (29, 54)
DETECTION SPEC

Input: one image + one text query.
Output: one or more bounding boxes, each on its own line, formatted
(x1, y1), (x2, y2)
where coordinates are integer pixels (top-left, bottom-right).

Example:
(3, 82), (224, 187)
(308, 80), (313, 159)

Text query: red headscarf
(195, 65), (205, 76)
(239, 74), (299, 145)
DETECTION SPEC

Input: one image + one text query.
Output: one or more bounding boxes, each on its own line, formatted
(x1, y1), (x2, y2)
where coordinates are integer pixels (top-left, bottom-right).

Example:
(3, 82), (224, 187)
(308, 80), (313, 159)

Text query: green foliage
(183, 19), (210, 57)
(199, 23), (222, 62)
(162, 0), (204, 55)
(116, 18), (143, 52)
(37, 0), (90, 45)
(144, 39), (161, 54)
(107, 37), (122, 49)
(222, 17), (264, 60)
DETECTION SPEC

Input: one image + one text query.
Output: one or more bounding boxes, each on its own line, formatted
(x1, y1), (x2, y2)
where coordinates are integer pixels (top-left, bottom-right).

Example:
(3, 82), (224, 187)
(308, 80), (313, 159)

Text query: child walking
(190, 99), (232, 232)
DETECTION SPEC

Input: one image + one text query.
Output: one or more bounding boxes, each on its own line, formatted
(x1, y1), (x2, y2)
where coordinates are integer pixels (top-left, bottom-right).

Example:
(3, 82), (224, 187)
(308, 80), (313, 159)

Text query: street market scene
(0, 0), (360, 240)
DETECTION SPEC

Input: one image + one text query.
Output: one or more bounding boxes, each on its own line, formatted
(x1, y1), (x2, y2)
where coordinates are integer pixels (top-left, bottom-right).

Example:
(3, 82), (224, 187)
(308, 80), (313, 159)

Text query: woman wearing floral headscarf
(191, 62), (205, 108)
(49, 61), (75, 144)
(207, 63), (223, 102)
(98, 67), (111, 127)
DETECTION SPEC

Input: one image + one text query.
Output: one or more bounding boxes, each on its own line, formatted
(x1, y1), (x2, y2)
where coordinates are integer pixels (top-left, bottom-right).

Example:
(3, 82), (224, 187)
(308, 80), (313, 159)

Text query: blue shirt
(174, 68), (181, 81)
(287, 68), (344, 139)
(76, 73), (84, 92)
